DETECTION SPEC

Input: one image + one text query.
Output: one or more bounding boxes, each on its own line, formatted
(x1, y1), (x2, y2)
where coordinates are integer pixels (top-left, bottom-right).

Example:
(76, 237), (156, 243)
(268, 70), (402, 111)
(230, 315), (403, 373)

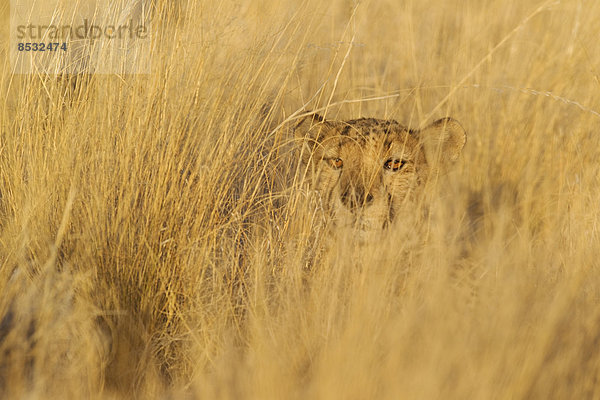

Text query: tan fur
(294, 113), (466, 237)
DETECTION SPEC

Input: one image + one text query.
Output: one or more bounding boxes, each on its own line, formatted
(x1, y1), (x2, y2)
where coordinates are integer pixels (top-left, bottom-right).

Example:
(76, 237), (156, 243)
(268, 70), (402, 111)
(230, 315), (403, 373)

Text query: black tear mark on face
(387, 193), (395, 225)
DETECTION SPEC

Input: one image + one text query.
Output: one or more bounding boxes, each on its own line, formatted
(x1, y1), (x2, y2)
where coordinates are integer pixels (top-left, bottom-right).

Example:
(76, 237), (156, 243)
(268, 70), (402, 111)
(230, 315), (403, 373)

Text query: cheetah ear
(415, 117), (466, 165)
(294, 112), (334, 149)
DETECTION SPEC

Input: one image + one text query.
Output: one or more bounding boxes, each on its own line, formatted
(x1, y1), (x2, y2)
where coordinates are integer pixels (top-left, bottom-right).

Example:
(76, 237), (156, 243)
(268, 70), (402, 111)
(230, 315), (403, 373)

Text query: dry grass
(1, 0), (600, 398)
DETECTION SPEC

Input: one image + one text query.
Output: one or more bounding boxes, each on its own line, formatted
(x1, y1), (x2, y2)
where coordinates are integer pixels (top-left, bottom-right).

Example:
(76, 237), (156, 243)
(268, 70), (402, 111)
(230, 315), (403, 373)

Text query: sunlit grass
(1, 0), (600, 398)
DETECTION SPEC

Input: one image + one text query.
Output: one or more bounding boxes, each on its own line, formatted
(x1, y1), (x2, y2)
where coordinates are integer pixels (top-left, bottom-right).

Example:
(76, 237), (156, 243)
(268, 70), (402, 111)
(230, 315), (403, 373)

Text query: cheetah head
(294, 113), (466, 237)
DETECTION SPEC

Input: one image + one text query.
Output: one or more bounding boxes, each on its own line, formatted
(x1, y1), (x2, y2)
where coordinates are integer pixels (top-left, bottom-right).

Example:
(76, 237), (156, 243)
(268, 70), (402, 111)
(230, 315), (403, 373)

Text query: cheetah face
(294, 113), (466, 237)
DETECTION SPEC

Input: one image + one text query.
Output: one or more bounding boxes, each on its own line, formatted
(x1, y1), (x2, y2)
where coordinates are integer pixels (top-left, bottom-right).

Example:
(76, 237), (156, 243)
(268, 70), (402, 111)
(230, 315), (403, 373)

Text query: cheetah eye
(384, 158), (406, 171)
(328, 158), (344, 170)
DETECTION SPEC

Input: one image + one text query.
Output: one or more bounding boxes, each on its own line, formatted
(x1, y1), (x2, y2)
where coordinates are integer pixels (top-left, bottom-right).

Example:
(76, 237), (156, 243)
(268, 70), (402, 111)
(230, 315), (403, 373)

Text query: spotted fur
(294, 113), (466, 237)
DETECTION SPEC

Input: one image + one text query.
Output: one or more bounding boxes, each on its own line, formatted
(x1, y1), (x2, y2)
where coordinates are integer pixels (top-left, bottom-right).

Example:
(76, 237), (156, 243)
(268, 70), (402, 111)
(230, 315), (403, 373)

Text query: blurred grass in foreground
(1, 0), (600, 398)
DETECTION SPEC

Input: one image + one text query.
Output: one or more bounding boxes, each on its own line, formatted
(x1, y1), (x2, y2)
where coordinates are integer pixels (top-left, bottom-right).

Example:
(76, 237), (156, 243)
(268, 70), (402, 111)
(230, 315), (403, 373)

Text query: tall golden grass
(1, 0), (600, 398)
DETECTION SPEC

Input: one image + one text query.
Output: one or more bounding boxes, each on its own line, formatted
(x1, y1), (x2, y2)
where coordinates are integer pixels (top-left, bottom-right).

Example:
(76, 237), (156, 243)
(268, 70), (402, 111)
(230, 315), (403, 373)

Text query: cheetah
(294, 113), (466, 239)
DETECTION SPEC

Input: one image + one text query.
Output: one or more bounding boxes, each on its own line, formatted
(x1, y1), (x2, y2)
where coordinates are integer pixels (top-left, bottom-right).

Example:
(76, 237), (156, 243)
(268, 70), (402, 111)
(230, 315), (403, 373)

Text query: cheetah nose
(341, 188), (374, 209)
